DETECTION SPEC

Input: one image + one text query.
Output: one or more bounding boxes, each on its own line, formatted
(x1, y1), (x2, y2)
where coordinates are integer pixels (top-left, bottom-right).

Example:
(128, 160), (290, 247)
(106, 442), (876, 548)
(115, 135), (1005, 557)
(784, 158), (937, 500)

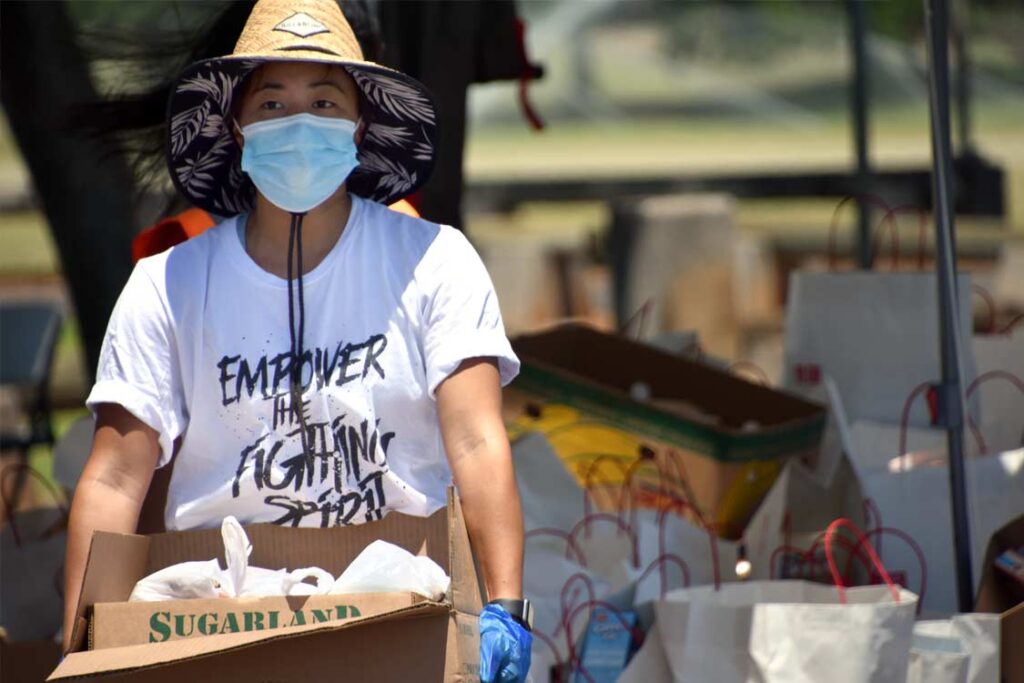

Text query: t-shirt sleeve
(419, 226), (520, 397)
(86, 262), (186, 467)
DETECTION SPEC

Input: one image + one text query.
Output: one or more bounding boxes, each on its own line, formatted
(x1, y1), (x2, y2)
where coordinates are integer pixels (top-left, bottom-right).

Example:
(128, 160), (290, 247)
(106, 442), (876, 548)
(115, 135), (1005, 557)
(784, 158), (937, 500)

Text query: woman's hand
(62, 404), (159, 653)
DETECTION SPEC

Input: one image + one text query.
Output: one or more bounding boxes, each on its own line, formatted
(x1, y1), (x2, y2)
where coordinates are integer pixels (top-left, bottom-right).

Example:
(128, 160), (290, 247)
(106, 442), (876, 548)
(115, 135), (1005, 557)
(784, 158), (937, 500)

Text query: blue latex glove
(479, 603), (533, 683)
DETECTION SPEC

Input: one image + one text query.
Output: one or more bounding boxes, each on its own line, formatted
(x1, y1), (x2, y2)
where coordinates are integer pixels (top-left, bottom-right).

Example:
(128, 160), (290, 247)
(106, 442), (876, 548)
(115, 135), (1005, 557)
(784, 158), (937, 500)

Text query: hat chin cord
(286, 211), (312, 460)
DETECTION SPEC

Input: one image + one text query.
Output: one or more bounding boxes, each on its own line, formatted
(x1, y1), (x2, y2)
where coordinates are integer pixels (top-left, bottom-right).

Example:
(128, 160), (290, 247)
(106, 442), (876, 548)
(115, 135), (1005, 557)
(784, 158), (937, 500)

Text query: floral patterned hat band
(166, 0), (438, 215)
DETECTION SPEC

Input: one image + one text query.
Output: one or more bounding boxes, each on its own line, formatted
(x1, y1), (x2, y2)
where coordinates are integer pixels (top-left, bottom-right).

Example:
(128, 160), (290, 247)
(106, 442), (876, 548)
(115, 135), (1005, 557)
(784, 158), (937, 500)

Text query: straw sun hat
(166, 0), (437, 215)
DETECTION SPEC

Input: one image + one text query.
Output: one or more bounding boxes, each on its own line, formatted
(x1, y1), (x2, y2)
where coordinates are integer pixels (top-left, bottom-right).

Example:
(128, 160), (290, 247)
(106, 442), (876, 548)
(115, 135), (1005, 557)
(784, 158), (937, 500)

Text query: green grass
(0, 212), (60, 275)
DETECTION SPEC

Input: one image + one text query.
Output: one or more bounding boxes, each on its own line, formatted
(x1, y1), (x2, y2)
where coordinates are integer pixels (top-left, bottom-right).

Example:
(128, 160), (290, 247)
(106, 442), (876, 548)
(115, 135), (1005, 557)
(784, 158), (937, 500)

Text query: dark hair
(75, 1), (382, 201)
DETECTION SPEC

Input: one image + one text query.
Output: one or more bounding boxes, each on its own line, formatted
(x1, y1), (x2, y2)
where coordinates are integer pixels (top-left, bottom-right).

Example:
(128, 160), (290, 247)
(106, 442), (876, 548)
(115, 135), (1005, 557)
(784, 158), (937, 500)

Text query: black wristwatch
(488, 598), (533, 632)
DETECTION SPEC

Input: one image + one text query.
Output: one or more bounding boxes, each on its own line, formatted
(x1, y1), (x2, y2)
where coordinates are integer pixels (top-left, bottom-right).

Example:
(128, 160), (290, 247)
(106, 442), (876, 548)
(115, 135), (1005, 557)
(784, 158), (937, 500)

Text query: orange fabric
(132, 201), (422, 263)
(388, 198), (420, 218)
(131, 207), (217, 263)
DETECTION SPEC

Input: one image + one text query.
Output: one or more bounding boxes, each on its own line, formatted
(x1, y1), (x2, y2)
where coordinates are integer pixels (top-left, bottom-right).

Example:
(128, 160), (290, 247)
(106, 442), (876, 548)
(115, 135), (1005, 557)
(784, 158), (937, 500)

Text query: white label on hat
(273, 12), (330, 39)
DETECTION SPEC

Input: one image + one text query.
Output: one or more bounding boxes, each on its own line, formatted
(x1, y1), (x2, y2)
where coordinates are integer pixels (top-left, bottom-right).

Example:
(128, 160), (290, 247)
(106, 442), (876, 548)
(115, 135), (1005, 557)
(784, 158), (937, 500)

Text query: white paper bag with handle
(783, 272), (977, 428)
(653, 520), (918, 683)
(906, 614), (1000, 683)
(854, 442), (1024, 615)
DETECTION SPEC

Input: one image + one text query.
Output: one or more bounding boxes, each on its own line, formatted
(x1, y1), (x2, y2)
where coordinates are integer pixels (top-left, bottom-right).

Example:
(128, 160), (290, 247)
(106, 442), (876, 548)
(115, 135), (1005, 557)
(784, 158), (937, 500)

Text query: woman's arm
(436, 358), (523, 601)
(62, 404), (159, 652)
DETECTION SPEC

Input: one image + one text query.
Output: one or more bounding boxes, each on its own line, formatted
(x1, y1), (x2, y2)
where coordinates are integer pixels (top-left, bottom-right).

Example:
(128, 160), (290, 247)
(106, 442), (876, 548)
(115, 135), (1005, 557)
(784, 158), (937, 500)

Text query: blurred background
(1, 0), (1022, 538)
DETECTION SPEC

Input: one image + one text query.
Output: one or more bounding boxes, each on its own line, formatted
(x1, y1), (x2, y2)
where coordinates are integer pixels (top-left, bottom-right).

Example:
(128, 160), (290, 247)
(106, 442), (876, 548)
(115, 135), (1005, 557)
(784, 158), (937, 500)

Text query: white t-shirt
(87, 197), (519, 530)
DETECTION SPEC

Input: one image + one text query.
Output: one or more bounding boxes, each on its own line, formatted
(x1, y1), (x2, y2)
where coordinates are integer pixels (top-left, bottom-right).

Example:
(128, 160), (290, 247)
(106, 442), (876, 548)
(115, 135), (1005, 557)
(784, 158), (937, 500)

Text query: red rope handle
(824, 518), (901, 603)
(971, 285), (998, 334)
(1000, 312), (1024, 335)
(870, 211), (901, 270)
(658, 499), (721, 589)
(637, 553), (691, 598)
(897, 382), (985, 463)
(617, 447), (685, 533)
(771, 543), (821, 580)
(773, 532), (873, 583)
(876, 205), (931, 270)
(556, 572), (598, 640)
(842, 526), (927, 614)
(965, 370), (1024, 454)
(827, 194), (896, 271)
(582, 455), (630, 525)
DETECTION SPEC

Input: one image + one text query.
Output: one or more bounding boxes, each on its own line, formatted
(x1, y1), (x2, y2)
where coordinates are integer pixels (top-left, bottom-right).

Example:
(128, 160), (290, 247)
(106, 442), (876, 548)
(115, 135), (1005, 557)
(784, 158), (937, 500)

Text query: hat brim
(166, 54), (438, 216)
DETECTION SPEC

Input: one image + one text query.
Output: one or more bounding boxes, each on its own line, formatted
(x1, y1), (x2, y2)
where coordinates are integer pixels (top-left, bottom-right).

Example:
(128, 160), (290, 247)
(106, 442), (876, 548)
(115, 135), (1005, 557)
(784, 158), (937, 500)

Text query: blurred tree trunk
(1, 0), (137, 383)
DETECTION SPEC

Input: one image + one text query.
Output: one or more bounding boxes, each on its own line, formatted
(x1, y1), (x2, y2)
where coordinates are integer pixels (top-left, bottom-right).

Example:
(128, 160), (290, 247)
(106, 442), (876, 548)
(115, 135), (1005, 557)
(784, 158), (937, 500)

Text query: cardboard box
(50, 489), (483, 682)
(90, 592), (427, 649)
(975, 514), (1024, 683)
(506, 323), (826, 538)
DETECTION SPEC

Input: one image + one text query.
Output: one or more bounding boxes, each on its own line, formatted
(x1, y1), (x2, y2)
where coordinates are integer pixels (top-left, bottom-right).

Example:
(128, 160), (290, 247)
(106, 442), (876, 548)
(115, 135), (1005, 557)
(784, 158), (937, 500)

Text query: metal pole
(951, 0), (973, 155)
(923, 0), (973, 612)
(847, 0), (873, 269)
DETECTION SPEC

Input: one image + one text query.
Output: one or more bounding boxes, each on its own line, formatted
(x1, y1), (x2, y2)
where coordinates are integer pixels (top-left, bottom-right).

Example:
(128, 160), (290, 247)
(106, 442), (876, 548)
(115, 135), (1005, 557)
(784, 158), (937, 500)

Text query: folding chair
(0, 301), (63, 509)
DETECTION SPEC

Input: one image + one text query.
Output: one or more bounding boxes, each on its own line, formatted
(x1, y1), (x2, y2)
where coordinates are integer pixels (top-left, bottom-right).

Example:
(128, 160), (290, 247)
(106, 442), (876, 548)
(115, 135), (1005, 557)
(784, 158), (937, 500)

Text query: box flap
(69, 531), (151, 652)
(50, 602), (449, 680)
(447, 488), (485, 614)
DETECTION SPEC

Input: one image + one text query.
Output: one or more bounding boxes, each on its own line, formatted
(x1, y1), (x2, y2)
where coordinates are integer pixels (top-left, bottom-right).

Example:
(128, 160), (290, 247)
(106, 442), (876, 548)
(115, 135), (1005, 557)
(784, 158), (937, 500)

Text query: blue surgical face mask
(239, 113), (359, 214)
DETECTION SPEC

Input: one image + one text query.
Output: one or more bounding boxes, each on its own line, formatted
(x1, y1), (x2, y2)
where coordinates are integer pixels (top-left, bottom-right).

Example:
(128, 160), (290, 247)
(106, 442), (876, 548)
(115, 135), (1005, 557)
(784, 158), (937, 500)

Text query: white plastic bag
(329, 540), (450, 600)
(130, 516), (334, 600)
(129, 560), (228, 602)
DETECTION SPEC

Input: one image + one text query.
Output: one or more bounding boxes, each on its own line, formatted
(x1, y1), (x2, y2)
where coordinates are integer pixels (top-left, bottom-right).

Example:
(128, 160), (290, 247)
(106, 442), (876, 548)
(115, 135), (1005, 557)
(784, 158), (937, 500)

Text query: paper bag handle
(657, 500), (721, 589)
(582, 455), (630, 524)
(824, 518), (901, 603)
(637, 552), (691, 599)
(999, 313), (1024, 335)
(556, 572), (598, 639)
(876, 206), (930, 271)
(964, 370), (1024, 454)
(826, 194), (894, 270)
(898, 381), (987, 462)
(843, 526), (927, 613)
(972, 284), (998, 334)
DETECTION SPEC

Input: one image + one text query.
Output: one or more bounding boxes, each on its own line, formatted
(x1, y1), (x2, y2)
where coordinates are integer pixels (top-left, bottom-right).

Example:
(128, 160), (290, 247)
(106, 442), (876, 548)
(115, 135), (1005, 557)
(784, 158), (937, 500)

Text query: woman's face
(235, 61), (360, 127)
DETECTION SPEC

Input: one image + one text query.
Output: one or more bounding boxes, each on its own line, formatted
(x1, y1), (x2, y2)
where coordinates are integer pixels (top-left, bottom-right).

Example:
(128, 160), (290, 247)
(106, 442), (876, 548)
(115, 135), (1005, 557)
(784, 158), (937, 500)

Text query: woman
(63, 0), (531, 679)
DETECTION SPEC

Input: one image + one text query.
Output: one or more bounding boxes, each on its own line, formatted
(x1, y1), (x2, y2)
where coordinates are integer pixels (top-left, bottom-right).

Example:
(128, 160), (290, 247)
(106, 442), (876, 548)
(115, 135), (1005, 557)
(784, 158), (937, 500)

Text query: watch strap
(488, 598), (533, 631)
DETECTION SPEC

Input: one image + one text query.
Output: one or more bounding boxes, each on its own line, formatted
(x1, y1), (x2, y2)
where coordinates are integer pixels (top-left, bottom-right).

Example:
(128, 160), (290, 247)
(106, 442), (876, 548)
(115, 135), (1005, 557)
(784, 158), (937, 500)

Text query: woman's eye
(312, 100), (336, 109)
(259, 101), (283, 111)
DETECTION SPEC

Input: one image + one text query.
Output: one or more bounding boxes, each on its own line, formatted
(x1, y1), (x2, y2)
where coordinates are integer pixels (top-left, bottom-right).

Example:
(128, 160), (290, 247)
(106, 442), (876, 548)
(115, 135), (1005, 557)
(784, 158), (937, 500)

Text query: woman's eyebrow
(309, 79), (346, 93)
(253, 81), (284, 93)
